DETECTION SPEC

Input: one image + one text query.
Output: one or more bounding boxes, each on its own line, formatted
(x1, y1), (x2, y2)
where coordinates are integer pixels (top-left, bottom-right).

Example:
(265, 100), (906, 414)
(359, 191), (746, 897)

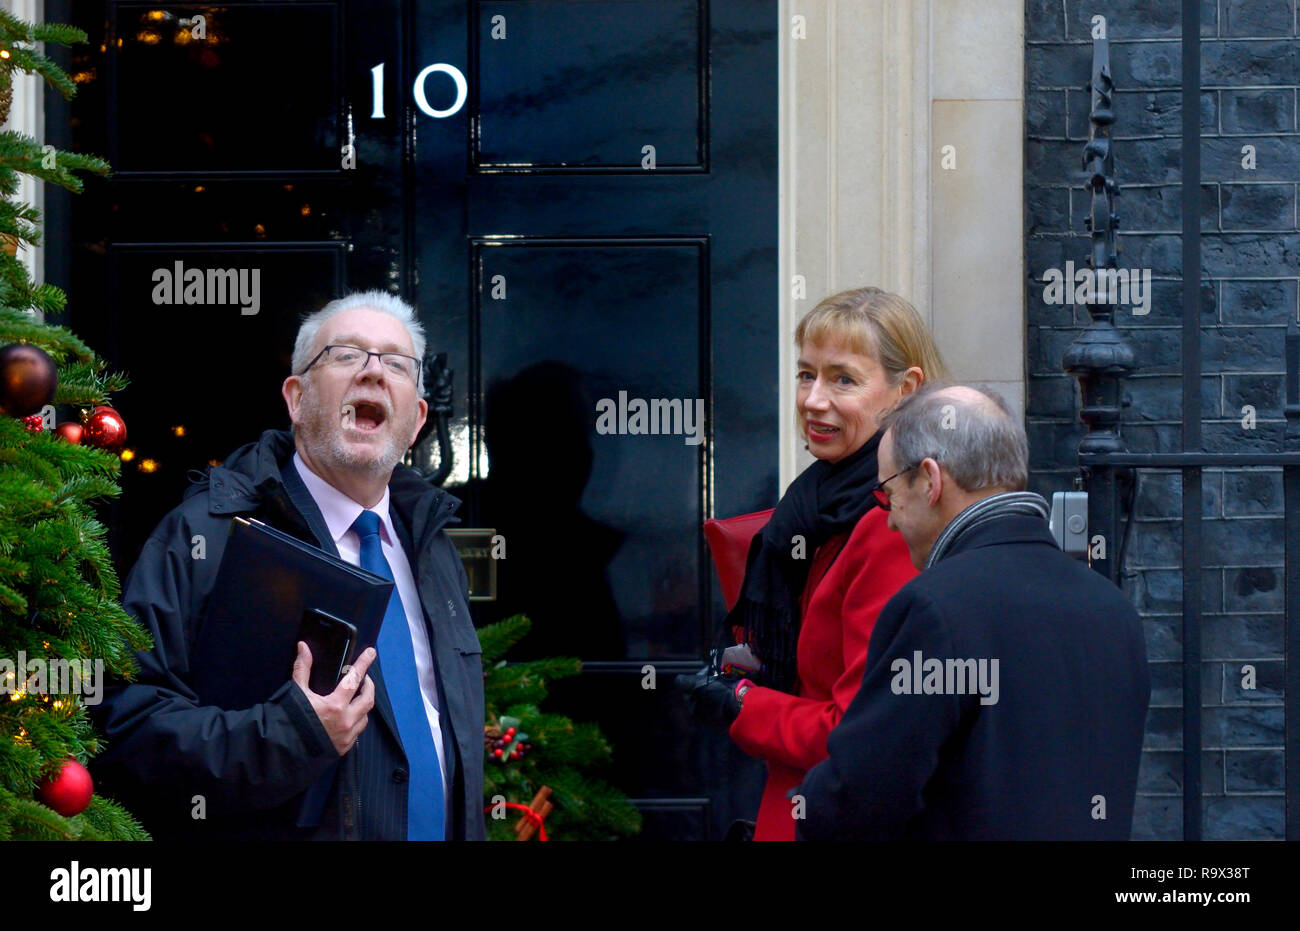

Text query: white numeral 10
(370, 61), (468, 119)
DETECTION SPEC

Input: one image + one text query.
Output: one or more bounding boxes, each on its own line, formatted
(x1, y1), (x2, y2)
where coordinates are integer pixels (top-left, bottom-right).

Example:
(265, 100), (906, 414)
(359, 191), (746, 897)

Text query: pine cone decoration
(0, 70), (11, 126)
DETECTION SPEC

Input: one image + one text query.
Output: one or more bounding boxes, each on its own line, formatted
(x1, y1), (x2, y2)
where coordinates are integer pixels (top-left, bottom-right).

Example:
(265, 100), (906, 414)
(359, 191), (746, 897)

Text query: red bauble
(0, 343), (58, 417)
(53, 421), (84, 444)
(36, 759), (94, 817)
(22, 413), (44, 432)
(83, 405), (127, 451)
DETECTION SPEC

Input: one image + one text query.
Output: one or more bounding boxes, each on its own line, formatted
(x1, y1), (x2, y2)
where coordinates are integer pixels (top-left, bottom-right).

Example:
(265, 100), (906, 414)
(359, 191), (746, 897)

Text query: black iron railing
(1065, 2), (1299, 841)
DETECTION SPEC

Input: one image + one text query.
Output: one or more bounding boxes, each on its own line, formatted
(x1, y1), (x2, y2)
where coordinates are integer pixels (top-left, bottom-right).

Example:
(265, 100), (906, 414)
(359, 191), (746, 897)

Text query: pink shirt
(293, 453), (449, 805)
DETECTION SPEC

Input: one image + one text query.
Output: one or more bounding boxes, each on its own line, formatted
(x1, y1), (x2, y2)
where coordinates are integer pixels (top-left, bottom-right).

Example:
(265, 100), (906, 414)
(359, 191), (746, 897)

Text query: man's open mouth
(344, 401), (387, 432)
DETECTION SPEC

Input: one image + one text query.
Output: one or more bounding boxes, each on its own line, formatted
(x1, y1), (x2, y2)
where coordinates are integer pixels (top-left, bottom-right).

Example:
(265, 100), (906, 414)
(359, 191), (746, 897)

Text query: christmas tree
(0, 9), (151, 840)
(479, 615), (641, 840)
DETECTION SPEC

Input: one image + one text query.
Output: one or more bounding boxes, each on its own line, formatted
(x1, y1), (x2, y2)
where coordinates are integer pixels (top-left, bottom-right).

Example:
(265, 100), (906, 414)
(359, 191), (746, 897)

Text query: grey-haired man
(797, 384), (1150, 840)
(95, 291), (485, 840)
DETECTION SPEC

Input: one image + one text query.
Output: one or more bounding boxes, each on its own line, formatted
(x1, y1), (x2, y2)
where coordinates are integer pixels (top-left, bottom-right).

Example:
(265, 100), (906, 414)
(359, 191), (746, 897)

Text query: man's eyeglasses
(872, 464), (918, 510)
(299, 345), (421, 382)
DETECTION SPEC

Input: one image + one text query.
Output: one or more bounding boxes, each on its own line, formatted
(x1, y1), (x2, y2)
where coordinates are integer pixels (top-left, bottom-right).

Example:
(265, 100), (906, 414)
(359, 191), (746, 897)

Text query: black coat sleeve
(94, 520), (340, 818)
(795, 591), (966, 840)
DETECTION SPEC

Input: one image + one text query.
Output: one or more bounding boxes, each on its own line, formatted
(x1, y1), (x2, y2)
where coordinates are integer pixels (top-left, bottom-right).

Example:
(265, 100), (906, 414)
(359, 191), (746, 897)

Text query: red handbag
(702, 508), (774, 611)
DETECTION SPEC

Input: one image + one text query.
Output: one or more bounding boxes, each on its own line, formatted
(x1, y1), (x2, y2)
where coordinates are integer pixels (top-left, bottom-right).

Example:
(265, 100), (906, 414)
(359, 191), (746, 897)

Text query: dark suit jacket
(796, 514), (1150, 840)
(93, 429), (486, 840)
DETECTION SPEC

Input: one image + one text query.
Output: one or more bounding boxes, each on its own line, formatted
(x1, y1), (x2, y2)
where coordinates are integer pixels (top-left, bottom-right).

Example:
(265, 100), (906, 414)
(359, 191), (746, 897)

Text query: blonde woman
(684, 287), (949, 841)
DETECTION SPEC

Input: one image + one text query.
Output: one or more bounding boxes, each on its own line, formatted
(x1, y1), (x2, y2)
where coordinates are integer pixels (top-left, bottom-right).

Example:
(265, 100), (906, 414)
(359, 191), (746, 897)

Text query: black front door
(59, 0), (776, 841)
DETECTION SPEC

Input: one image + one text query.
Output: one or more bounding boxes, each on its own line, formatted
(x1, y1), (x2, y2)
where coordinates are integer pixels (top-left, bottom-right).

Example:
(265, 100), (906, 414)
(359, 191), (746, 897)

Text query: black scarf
(724, 430), (883, 694)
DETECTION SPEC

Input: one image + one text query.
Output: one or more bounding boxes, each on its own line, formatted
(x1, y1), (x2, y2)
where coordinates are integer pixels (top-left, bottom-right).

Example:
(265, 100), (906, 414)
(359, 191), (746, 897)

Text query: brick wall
(1024, 0), (1294, 839)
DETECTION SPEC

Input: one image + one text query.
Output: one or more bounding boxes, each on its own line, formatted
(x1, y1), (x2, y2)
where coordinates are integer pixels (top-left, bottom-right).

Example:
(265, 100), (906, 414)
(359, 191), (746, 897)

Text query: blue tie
(352, 509), (445, 841)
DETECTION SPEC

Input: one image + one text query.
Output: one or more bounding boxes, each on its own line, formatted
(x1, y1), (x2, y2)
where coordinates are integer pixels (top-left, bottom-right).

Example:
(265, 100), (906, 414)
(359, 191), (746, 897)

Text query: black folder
(189, 516), (393, 710)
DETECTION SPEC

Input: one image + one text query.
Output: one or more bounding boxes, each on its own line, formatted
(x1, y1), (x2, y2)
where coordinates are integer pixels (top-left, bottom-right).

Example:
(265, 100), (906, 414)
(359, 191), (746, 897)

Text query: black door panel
(62, 0), (776, 841)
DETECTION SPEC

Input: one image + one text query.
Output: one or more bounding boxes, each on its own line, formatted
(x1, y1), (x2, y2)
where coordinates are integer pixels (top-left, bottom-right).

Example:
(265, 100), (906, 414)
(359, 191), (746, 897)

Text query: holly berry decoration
(22, 413), (45, 433)
(36, 758), (94, 817)
(484, 716), (532, 764)
(82, 405), (127, 452)
(53, 421), (84, 444)
(0, 343), (58, 417)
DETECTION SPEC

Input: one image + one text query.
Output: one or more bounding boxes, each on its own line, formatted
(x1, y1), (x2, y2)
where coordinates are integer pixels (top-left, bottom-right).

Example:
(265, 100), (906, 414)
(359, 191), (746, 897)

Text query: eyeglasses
(872, 464), (918, 510)
(299, 345), (420, 382)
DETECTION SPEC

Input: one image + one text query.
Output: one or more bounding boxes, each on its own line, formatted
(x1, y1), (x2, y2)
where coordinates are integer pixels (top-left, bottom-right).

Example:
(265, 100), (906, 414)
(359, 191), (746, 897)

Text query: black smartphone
(298, 608), (358, 696)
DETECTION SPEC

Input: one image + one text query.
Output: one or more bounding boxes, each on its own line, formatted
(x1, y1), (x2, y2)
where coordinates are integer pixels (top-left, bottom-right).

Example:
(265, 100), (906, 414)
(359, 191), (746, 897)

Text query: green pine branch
(0, 132), (110, 196)
(0, 8), (147, 841)
(476, 613), (531, 662)
(0, 305), (94, 361)
(0, 198), (42, 247)
(0, 788), (149, 841)
(0, 10), (87, 100)
(478, 615), (641, 840)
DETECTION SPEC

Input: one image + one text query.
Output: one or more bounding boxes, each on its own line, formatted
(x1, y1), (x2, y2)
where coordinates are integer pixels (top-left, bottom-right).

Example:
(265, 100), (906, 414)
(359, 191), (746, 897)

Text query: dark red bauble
(36, 759), (94, 817)
(0, 343), (58, 417)
(83, 405), (127, 451)
(53, 422), (84, 444)
(22, 414), (44, 432)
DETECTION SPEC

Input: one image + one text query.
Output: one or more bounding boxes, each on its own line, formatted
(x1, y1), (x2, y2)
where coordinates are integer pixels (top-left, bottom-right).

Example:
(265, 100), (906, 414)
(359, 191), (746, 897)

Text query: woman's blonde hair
(795, 287), (949, 386)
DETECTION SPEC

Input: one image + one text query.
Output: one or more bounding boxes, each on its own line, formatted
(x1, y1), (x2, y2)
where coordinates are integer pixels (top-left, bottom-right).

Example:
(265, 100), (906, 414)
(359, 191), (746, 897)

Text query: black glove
(675, 667), (744, 728)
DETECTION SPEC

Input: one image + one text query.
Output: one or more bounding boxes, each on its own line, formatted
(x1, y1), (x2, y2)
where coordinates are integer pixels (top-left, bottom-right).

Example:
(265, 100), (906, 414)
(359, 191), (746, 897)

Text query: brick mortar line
(1027, 39), (1298, 45)
(1029, 84), (1300, 91)
(1131, 515), (1288, 521)
(1029, 133), (1300, 141)
(1031, 186), (1300, 194)
(1027, 227), (1295, 234)
(1151, 659), (1288, 664)
(1143, 746), (1288, 751)
(1137, 609), (1286, 614)
(1138, 792), (1287, 798)
(1148, 701), (1287, 708)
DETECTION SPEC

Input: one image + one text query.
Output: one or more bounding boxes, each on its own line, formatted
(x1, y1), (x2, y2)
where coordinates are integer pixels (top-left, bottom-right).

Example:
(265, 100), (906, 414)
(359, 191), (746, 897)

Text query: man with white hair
(94, 291), (486, 840)
(796, 383), (1150, 840)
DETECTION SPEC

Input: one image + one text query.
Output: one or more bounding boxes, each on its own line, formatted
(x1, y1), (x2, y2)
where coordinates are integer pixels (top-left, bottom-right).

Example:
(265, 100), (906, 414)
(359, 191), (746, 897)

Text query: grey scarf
(925, 491), (1050, 569)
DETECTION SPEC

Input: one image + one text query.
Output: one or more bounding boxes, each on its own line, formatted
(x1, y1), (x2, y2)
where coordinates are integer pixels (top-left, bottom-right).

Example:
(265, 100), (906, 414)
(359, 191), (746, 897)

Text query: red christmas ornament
(36, 759), (94, 817)
(83, 405), (127, 452)
(0, 343), (58, 417)
(22, 413), (44, 432)
(53, 421), (84, 444)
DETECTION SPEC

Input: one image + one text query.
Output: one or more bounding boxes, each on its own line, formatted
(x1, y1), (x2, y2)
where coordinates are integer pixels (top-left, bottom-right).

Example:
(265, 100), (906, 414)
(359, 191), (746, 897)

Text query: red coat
(728, 507), (918, 841)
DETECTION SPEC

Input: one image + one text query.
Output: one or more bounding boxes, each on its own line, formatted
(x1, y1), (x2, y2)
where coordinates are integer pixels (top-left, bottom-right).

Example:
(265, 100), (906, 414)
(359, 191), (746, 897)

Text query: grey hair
(880, 383), (1028, 492)
(291, 290), (427, 395)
